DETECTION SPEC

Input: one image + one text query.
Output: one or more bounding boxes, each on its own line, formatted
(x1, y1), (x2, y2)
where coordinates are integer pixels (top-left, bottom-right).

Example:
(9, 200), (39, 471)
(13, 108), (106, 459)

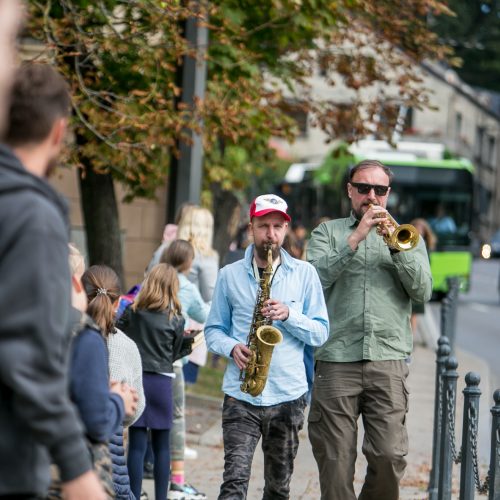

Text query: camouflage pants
(219, 394), (306, 500)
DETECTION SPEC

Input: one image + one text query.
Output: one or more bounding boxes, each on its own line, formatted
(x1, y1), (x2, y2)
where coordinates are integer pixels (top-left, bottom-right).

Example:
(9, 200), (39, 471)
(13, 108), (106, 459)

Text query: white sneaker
(184, 446), (198, 460)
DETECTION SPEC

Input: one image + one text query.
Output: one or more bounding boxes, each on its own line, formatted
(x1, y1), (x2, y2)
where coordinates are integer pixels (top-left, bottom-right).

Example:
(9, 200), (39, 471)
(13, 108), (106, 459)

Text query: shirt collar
(348, 211), (359, 227)
(244, 244), (295, 278)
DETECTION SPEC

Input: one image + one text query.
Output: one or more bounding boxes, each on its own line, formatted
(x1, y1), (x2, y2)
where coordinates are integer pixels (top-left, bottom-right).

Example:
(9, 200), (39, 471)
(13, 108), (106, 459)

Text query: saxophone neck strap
(252, 256), (281, 283)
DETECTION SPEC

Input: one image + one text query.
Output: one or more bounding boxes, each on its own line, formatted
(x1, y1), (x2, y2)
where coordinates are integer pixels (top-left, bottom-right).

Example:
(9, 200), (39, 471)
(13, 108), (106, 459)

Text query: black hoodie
(0, 144), (92, 495)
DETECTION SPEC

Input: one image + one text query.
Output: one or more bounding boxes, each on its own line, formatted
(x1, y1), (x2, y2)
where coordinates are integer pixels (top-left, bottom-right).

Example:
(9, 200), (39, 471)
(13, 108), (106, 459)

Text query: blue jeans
(219, 394), (306, 500)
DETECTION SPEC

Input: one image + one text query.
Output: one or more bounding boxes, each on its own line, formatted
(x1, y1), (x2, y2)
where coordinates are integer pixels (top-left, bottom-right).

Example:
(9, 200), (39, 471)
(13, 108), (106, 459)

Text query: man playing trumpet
(307, 159), (432, 500)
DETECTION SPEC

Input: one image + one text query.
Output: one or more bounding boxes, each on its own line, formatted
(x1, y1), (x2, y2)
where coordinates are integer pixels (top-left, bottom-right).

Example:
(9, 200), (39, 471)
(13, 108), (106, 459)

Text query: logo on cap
(249, 194), (291, 221)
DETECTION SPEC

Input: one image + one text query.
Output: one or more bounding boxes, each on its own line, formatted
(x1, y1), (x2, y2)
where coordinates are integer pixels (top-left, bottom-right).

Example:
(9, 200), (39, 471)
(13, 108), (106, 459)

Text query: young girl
(161, 239), (210, 500)
(81, 264), (145, 500)
(53, 245), (138, 499)
(117, 263), (185, 500)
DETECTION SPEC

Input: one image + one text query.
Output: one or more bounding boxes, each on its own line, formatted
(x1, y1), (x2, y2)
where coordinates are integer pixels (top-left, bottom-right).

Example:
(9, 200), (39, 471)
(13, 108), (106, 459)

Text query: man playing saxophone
(307, 160), (433, 500)
(205, 194), (329, 499)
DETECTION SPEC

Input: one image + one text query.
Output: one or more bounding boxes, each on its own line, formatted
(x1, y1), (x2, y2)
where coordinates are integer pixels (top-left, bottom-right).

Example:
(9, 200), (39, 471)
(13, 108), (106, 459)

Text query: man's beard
(353, 201), (376, 220)
(353, 204), (369, 220)
(255, 243), (280, 263)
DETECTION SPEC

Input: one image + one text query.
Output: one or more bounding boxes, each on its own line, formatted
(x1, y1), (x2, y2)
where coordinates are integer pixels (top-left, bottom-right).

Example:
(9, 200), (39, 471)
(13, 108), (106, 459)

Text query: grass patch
(185, 353), (227, 400)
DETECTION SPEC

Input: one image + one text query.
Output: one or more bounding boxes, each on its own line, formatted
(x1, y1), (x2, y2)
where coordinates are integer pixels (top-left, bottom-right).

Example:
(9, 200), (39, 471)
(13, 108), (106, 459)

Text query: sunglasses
(350, 182), (390, 196)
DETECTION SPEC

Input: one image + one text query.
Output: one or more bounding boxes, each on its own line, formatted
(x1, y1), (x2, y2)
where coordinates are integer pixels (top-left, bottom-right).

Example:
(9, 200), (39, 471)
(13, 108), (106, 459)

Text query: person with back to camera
(146, 202), (196, 274)
(176, 206), (219, 383)
(117, 263), (186, 500)
(307, 160), (433, 500)
(161, 239), (210, 500)
(205, 194), (329, 499)
(48, 246), (139, 499)
(81, 263), (146, 500)
(0, 63), (106, 499)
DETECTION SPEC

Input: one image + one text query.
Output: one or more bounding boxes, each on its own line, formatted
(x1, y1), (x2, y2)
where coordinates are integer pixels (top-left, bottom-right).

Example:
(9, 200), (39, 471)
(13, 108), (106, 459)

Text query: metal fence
(428, 278), (500, 500)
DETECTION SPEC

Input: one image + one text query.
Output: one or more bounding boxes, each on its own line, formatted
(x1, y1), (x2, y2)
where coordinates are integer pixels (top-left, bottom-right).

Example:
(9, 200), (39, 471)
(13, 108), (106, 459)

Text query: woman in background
(176, 206), (219, 383)
(410, 218), (437, 334)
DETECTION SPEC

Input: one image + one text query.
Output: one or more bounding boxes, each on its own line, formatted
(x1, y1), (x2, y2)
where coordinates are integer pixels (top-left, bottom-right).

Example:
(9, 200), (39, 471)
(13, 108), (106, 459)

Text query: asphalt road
(454, 258), (500, 389)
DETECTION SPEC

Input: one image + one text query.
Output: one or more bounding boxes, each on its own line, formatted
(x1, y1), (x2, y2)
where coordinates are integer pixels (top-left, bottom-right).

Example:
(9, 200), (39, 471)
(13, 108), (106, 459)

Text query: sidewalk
(143, 344), (493, 499)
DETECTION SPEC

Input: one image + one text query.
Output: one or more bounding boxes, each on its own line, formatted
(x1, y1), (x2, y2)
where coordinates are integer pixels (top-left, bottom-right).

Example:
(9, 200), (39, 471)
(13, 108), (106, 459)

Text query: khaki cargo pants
(308, 360), (409, 500)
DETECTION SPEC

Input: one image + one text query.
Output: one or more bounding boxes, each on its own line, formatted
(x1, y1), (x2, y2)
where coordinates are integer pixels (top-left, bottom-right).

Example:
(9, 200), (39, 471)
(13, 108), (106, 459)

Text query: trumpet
(370, 204), (419, 251)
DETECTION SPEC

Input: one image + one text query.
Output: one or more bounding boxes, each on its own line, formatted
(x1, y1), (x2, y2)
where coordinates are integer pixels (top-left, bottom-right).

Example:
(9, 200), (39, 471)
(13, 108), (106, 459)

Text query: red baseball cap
(249, 194), (291, 221)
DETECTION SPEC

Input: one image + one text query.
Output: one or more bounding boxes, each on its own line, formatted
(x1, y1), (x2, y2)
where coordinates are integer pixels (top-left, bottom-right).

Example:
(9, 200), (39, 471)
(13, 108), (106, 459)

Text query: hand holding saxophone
(231, 343), (252, 370)
(262, 298), (289, 322)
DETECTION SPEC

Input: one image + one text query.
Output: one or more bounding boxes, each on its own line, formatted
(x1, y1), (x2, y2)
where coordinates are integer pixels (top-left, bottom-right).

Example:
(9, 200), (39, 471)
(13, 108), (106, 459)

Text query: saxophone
(240, 245), (283, 397)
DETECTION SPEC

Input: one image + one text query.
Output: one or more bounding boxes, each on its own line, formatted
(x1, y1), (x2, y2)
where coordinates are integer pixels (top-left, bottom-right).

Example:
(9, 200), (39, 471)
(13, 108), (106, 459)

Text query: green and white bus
(280, 141), (475, 295)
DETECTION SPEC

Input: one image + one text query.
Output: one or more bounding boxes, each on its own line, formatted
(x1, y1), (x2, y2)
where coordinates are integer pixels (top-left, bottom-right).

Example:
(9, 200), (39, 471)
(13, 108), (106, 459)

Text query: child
(117, 263), (185, 500)
(82, 264), (145, 500)
(52, 244), (138, 498)
(161, 239), (210, 500)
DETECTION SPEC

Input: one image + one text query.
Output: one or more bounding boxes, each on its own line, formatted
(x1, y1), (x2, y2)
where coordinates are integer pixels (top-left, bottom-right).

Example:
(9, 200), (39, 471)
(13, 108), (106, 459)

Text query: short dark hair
(349, 159), (394, 184)
(3, 63), (71, 146)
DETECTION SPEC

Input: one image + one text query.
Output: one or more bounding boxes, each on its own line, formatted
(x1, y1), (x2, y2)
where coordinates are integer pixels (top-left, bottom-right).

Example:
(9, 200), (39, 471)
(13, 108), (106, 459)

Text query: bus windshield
(387, 165), (473, 249)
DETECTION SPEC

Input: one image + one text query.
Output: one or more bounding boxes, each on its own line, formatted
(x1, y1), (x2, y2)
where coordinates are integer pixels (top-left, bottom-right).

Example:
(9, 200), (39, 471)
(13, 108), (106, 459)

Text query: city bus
(279, 141), (475, 295)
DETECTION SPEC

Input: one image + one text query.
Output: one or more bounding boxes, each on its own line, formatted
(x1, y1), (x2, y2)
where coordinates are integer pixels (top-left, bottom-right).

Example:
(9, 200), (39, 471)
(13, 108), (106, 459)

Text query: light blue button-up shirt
(205, 245), (329, 406)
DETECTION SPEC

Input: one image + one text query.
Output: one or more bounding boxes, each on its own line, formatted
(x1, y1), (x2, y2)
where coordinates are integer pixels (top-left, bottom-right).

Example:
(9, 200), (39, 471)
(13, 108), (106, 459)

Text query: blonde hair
(82, 265), (121, 337)
(133, 263), (181, 319)
(176, 206), (217, 257)
(68, 243), (85, 276)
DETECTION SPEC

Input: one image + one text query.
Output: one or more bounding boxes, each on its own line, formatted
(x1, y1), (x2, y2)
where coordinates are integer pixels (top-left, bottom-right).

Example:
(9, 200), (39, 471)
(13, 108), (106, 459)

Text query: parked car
(481, 230), (500, 259)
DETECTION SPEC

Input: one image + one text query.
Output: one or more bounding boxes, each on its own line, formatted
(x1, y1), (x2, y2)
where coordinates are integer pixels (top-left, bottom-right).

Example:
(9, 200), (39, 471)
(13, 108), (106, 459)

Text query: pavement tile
(142, 344), (493, 499)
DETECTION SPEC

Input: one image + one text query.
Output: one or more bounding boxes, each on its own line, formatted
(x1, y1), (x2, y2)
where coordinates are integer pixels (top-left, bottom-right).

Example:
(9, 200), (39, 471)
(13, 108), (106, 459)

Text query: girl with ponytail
(82, 264), (145, 499)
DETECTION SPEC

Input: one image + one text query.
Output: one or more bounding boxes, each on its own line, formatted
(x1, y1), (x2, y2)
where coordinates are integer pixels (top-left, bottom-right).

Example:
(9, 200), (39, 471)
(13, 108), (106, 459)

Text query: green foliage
(27, 0), (455, 203)
(314, 142), (354, 186)
(431, 0), (500, 91)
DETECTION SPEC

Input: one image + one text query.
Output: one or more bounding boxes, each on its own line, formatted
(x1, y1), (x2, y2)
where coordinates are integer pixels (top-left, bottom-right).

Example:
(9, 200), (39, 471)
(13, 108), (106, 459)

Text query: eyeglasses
(350, 182), (390, 196)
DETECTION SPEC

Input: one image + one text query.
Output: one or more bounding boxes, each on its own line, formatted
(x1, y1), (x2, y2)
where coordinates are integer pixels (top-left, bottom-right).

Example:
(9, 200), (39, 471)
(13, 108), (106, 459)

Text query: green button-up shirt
(307, 212), (432, 362)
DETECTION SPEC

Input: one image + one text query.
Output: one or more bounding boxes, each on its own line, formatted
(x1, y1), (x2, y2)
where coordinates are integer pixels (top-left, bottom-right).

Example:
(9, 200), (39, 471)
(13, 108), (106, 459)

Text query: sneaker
(183, 483), (207, 500)
(140, 490), (149, 500)
(168, 482), (207, 500)
(184, 446), (198, 460)
(167, 482), (186, 500)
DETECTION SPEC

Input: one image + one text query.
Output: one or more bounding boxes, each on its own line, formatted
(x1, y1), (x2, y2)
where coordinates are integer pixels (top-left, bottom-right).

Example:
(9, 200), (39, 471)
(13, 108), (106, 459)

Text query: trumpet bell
(390, 223), (420, 251)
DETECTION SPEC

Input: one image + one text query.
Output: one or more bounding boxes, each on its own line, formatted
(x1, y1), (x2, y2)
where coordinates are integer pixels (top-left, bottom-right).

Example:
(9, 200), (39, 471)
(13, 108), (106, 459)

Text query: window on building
(403, 107), (414, 133)
(455, 112), (462, 140)
(475, 126), (485, 163)
(486, 135), (496, 167)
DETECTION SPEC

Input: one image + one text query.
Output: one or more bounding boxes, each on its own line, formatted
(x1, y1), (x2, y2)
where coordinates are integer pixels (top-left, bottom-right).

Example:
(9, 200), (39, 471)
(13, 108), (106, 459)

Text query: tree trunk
(78, 160), (124, 285)
(211, 183), (241, 266)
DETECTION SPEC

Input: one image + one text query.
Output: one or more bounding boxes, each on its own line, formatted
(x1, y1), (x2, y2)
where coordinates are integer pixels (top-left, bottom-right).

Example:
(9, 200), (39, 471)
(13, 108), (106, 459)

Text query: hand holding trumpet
(348, 204), (419, 252)
(347, 204), (389, 250)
